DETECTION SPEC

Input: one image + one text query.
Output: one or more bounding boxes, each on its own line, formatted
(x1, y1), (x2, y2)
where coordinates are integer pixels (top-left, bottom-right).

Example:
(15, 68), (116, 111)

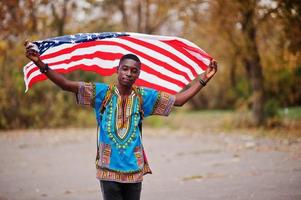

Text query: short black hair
(119, 53), (141, 64)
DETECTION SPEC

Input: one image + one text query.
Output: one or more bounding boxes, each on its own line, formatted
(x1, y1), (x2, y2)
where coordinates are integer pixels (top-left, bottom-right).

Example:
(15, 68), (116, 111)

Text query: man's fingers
(26, 45), (33, 50)
(26, 51), (35, 57)
(25, 41), (39, 50)
(26, 48), (39, 54)
(24, 40), (29, 47)
(26, 49), (39, 57)
(211, 60), (217, 68)
(26, 49), (36, 54)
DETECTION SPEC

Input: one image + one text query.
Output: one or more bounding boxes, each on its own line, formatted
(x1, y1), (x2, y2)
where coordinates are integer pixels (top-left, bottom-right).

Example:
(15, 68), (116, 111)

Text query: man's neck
(116, 83), (132, 96)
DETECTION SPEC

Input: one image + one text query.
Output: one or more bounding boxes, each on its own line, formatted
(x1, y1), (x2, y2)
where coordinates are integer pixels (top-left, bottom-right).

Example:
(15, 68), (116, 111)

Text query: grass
(279, 106), (301, 120)
(4, 106), (299, 140)
(144, 109), (232, 133)
(143, 107), (301, 139)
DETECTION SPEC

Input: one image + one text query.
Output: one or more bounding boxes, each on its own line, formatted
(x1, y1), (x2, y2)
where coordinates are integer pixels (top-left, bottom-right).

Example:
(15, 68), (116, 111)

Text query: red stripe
(26, 53), (186, 88)
(38, 41), (97, 60)
(27, 62), (185, 90)
(25, 42), (119, 70)
(135, 79), (177, 94)
(51, 51), (123, 66)
(28, 65), (116, 88)
(96, 40), (192, 81)
(121, 36), (198, 78)
(26, 51), (123, 79)
(174, 39), (212, 60)
(27, 41), (190, 85)
(27, 66), (39, 79)
(37, 40), (192, 82)
(28, 75), (48, 88)
(28, 67), (178, 94)
(141, 64), (185, 88)
(163, 40), (209, 71)
(25, 35), (209, 92)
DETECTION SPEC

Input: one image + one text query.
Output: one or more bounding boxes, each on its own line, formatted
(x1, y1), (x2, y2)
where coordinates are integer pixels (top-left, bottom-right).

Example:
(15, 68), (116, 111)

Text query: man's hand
(24, 41), (41, 64)
(203, 59), (218, 82)
(174, 59), (218, 106)
(24, 40), (79, 93)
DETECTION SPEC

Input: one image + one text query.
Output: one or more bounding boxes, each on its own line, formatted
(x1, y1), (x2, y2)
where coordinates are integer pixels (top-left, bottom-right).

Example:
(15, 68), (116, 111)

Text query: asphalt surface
(0, 128), (300, 200)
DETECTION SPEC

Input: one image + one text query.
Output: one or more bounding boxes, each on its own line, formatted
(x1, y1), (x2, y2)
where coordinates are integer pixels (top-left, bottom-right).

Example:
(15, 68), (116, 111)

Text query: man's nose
(126, 70), (131, 76)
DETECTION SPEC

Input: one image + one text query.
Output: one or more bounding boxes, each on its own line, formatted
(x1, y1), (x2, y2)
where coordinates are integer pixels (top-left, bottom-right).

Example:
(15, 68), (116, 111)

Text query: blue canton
(33, 32), (130, 55)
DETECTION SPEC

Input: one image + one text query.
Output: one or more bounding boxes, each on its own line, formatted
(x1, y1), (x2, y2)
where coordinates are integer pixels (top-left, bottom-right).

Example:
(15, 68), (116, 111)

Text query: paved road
(0, 128), (300, 200)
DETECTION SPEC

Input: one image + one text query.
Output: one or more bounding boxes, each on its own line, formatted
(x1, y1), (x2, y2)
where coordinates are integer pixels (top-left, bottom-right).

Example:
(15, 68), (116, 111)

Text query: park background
(0, 0), (300, 132)
(0, 1), (301, 200)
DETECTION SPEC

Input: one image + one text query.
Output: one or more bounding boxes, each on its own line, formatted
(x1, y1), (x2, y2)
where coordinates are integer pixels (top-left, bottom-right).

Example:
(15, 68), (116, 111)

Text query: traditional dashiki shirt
(76, 82), (175, 183)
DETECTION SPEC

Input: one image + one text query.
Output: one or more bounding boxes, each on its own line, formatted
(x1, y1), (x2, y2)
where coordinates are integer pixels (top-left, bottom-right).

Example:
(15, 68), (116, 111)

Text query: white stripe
(26, 59), (182, 92)
(128, 37), (204, 74)
(185, 49), (211, 66)
(24, 33), (209, 92)
(127, 32), (204, 50)
(26, 70), (42, 88)
(23, 61), (33, 92)
(24, 43), (75, 70)
(116, 38), (195, 79)
(26, 58), (118, 84)
(25, 43), (189, 85)
(50, 58), (119, 70)
(24, 37), (196, 75)
(138, 71), (181, 92)
(128, 32), (211, 67)
(139, 57), (189, 85)
(126, 32), (179, 41)
(24, 43), (74, 72)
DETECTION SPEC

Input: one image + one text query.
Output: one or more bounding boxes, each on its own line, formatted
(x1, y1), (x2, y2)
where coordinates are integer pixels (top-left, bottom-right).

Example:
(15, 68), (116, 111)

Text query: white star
(54, 40), (59, 44)
(71, 40), (75, 44)
(87, 35), (92, 40)
(70, 35), (76, 38)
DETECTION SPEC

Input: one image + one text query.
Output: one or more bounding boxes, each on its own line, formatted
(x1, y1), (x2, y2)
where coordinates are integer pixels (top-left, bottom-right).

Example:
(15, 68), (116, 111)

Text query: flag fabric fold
(23, 32), (212, 94)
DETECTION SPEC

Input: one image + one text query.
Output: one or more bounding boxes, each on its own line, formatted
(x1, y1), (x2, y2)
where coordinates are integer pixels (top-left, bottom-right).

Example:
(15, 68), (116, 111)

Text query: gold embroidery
(152, 92), (175, 116)
(76, 82), (94, 106)
(96, 163), (152, 183)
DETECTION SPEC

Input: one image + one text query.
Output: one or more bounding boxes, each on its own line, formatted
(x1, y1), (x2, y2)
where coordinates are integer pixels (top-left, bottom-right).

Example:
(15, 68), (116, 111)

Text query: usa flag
(23, 32), (212, 94)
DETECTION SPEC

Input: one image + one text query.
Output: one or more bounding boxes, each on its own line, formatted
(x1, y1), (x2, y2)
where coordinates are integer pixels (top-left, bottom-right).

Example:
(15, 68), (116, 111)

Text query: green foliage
(235, 78), (251, 100)
(279, 106), (301, 120)
(0, 0), (301, 129)
(264, 99), (280, 118)
(144, 116), (166, 128)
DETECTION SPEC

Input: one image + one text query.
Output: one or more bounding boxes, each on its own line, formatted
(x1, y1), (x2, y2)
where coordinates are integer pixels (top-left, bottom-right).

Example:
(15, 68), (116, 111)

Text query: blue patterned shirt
(76, 82), (175, 183)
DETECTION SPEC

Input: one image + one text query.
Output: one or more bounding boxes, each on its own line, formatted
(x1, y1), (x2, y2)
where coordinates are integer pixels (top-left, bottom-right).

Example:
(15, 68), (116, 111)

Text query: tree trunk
(240, 1), (265, 126)
(51, 0), (68, 36)
(137, 0), (142, 32)
(118, 0), (129, 30)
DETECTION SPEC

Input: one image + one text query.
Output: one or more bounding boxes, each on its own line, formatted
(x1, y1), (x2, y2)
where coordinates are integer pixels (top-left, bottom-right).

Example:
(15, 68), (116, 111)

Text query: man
(25, 41), (217, 200)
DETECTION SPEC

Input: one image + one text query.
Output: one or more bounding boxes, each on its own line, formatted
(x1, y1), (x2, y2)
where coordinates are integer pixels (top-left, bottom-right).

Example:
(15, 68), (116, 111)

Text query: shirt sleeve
(141, 87), (175, 117)
(76, 82), (108, 108)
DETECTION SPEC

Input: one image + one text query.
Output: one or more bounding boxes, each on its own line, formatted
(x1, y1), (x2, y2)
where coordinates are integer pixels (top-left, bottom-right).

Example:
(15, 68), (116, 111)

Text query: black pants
(100, 181), (142, 200)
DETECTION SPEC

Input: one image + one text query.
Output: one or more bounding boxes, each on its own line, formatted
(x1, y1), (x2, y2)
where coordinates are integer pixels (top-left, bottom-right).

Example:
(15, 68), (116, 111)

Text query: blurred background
(1, 1), (301, 200)
(0, 0), (300, 134)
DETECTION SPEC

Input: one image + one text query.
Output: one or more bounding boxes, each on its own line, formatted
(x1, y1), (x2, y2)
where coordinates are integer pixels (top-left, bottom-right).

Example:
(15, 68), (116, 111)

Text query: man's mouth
(123, 78), (132, 82)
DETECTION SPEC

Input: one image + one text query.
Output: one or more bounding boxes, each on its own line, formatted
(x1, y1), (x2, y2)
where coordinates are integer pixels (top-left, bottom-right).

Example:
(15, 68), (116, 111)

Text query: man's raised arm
(24, 41), (79, 93)
(174, 59), (217, 107)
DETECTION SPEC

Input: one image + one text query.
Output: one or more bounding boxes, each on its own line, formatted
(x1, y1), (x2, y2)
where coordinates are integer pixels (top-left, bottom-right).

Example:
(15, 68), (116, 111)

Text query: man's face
(117, 58), (141, 87)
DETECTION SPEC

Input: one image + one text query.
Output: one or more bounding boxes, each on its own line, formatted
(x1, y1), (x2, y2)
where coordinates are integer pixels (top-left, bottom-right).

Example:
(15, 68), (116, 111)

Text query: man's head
(117, 54), (141, 87)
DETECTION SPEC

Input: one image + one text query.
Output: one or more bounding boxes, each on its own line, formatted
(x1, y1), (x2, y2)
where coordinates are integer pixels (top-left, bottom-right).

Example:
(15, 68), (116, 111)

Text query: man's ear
(138, 69), (141, 77)
(116, 66), (119, 73)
